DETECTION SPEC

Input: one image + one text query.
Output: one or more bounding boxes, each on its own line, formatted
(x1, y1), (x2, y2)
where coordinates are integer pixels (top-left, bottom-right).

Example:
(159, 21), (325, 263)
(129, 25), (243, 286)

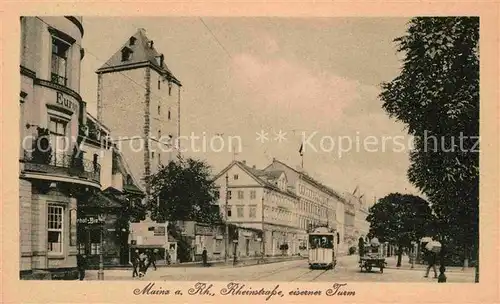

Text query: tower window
(129, 36), (136, 46)
(158, 79), (161, 90)
(168, 82), (172, 96)
(121, 47), (132, 61)
(168, 108), (171, 120)
(157, 104), (161, 115)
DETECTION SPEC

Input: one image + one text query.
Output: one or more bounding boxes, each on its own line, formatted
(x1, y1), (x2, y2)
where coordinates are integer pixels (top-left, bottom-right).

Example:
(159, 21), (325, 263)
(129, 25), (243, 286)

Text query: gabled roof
(265, 158), (346, 202)
(96, 28), (181, 86)
(213, 161), (298, 199)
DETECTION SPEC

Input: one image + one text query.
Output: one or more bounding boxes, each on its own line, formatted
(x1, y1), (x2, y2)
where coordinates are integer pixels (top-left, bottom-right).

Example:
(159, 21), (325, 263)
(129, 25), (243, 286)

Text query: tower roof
(96, 28), (181, 86)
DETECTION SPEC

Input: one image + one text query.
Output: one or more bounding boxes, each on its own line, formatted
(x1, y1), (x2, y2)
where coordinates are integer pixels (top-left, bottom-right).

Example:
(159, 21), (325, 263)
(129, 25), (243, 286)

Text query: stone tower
(96, 28), (181, 196)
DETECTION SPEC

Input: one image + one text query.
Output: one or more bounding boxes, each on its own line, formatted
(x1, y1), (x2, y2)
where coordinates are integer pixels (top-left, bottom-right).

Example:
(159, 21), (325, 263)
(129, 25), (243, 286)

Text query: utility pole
(261, 193), (265, 259)
(225, 172), (229, 264)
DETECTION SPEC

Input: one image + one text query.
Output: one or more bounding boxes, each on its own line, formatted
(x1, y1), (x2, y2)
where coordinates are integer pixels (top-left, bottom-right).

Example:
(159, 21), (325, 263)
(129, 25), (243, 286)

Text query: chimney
(252, 165), (256, 169)
(242, 160), (246, 165)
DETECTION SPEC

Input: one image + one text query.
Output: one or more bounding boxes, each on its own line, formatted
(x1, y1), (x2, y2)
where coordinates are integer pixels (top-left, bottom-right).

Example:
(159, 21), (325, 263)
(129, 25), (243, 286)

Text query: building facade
(19, 16), (93, 279)
(213, 161), (302, 257)
(263, 159), (345, 252)
(95, 28), (182, 196)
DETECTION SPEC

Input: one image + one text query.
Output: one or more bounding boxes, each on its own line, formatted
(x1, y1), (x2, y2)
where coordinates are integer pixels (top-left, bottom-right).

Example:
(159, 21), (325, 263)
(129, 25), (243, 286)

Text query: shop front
(77, 190), (129, 267)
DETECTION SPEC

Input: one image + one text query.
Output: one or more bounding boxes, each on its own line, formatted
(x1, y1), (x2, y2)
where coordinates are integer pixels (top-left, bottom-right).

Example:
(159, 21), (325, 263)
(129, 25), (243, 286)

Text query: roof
(84, 190), (125, 209)
(213, 161), (298, 199)
(95, 28), (181, 86)
(265, 158), (345, 202)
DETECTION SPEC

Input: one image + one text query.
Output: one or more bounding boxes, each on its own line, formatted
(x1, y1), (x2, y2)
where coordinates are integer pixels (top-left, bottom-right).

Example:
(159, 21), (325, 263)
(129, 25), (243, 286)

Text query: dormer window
(129, 36), (136, 46)
(121, 47), (132, 62)
(149, 41), (154, 48)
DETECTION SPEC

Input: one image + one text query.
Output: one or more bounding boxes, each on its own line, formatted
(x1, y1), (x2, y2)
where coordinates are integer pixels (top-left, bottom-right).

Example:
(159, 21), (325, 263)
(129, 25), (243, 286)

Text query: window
(121, 47), (132, 62)
(227, 191), (232, 200)
(227, 205), (232, 217)
(49, 117), (68, 166)
(168, 108), (171, 120)
(158, 79), (161, 90)
(151, 152), (155, 159)
(233, 174), (239, 180)
(47, 205), (64, 253)
(158, 104), (161, 115)
(237, 206), (244, 218)
(51, 37), (70, 86)
(215, 191), (220, 199)
(214, 239), (223, 253)
(237, 190), (244, 199)
(250, 190), (256, 199)
(90, 230), (101, 255)
(168, 82), (172, 96)
(249, 205), (257, 218)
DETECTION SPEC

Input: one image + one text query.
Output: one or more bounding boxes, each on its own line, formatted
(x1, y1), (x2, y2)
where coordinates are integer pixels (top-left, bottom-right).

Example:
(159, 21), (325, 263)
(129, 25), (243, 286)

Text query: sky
(79, 17), (421, 203)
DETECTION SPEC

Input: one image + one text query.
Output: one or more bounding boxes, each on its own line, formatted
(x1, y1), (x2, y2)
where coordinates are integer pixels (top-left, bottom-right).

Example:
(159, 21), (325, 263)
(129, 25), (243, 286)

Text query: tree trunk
(396, 245), (403, 267)
(416, 242), (421, 264)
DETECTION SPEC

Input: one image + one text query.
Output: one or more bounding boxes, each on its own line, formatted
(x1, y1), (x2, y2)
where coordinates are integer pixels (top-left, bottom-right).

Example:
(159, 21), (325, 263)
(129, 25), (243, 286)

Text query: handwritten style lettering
(188, 282), (215, 296)
(133, 283), (171, 295)
(325, 283), (355, 296)
(220, 283), (283, 301)
(289, 288), (322, 296)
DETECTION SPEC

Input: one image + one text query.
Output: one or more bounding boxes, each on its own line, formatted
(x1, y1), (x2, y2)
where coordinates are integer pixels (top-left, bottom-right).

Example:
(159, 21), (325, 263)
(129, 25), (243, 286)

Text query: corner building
(19, 16), (93, 279)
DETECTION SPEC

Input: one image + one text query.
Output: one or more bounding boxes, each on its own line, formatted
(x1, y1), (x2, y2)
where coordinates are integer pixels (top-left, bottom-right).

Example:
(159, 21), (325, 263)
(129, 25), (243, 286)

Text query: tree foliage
(367, 193), (436, 247)
(149, 157), (222, 225)
(379, 17), (479, 259)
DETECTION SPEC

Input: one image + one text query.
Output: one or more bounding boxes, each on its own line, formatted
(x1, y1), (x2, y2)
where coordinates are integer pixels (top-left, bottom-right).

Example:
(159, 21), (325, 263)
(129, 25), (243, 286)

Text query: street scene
(83, 255), (474, 283)
(18, 16), (479, 283)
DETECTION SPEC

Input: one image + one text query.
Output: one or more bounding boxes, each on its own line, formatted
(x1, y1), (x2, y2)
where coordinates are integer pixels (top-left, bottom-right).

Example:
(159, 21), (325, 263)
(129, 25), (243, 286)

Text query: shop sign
(195, 224), (213, 236)
(77, 214), (106, 225)
(56, 92), (78, 112)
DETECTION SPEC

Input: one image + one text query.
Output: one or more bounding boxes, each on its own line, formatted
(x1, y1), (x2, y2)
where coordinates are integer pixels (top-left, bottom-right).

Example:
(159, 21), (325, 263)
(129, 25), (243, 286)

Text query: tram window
(308, 235), (333, 249)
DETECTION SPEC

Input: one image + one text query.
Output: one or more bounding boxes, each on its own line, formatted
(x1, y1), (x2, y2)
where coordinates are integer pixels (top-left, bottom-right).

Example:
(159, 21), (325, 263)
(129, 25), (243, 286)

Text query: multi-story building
(19, 16), (96, 279)
(213, 160), (302, 256)
(95, 28), (182, 196)
(263, 159), (345, 252)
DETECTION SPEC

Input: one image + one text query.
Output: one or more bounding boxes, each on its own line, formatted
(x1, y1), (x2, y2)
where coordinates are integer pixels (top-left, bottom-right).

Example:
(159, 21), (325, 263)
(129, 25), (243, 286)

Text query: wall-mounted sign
(77, 214), (106, 225)
(56, 92), (78, 112)
(69, 209), (77, 246)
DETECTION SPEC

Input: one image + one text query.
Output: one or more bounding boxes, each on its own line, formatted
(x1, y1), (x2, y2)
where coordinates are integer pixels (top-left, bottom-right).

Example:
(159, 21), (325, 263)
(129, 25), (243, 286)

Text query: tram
(307, 226), (339, 269)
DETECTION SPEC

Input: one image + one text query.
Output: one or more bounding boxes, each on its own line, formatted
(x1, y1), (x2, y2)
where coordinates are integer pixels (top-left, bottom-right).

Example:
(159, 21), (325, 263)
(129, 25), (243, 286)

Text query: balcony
(51, 73), (68, 86)
(21, 150), (100, 186)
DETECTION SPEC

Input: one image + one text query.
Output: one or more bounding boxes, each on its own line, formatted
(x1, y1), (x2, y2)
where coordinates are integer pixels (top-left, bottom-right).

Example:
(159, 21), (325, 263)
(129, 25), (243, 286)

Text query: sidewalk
(383, 255), (475, 273)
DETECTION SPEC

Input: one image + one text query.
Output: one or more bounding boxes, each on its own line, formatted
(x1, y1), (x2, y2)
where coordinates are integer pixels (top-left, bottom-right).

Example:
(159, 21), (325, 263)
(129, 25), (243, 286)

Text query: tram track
(250, 262), (304, 281)
(290, 267), (331, 282)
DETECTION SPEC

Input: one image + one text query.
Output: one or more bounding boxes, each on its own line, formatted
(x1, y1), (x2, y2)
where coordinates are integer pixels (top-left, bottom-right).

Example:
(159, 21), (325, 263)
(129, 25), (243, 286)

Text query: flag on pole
(299, 143), (303, 156)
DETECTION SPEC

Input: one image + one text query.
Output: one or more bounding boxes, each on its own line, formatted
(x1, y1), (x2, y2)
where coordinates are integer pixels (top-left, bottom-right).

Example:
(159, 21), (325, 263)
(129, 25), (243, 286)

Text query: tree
(367, 193), (436, 267)
(149, 157), (222, 225)
(379, 17), (479, 272)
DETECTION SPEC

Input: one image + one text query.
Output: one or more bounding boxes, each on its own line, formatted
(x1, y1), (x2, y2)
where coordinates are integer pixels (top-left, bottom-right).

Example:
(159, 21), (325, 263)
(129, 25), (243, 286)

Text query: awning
(83, 191), (124, 209)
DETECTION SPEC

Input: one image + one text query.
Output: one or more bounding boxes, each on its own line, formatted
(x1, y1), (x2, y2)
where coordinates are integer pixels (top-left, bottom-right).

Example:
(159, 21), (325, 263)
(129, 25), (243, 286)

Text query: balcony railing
(51, 73), (67, 86)
(22, 150), (100, 184)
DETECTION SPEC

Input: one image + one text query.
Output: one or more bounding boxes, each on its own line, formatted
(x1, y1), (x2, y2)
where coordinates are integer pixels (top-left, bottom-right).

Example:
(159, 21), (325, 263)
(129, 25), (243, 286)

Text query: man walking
(202, 247), (208, 267)
(424, 248), (438, 278)
(76, 253), (87, 281)
(147, 249), (157, 271)
(131, 249), (140, 278)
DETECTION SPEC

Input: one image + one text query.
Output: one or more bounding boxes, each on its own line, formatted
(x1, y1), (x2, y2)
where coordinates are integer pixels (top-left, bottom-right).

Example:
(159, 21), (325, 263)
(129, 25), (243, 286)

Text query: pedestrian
(139, 251), (149, 276)
(131, 249), (140, 278)
(147, 249), (157, 271)
(76, 253), (87, 281)
(358, 237), (365, 262)
(202, 247), (208, 266)
(166, 250), (171, 265)
(423, 248), (438, 278)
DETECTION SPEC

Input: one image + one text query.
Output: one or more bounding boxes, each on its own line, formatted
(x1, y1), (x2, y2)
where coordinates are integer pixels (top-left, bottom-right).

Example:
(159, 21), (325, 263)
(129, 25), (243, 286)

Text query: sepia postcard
(1, 1), (499, 303)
